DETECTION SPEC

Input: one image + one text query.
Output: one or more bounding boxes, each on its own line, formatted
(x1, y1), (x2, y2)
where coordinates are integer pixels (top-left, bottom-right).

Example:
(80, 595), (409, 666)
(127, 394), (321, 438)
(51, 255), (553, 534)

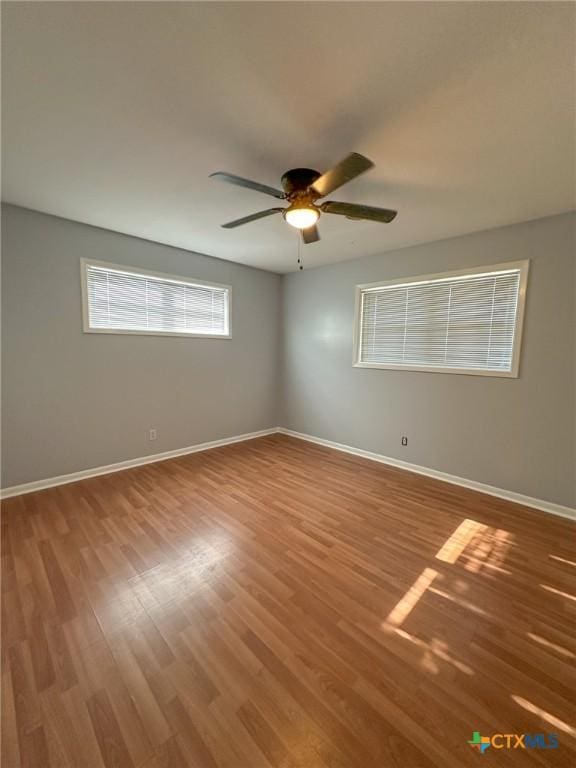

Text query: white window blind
(82, 260), (230, 337)
(355, 262), (528, 376)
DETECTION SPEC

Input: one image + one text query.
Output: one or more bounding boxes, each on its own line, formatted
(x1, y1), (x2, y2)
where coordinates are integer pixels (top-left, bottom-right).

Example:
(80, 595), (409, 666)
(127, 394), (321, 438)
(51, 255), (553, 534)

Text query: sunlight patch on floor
(463, 527), (513, 575)
(383, 567), (439, 628)
(539, 584), (576, 602)
(526, 633), (575, 659)
(378, 518), (517, 676)
(549, 555), (576, 567)
(511, 695), (576, 737)
(432, 517), (513, 574)
(394, 628), (474, 675)
(435, 519), (487, 563)
(427, 584), (490, 617)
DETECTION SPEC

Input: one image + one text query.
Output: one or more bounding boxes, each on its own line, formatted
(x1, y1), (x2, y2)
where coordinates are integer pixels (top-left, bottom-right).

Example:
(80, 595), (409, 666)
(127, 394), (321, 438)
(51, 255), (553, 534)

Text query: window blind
(83, 262), (230, 337)
(357, 265), (526, 374)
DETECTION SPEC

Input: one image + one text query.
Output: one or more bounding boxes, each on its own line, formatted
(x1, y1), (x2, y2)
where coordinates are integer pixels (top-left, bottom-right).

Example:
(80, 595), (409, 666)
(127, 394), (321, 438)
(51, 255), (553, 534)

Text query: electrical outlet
(401, 436), (408, 446)
(148, 428), (157, 441)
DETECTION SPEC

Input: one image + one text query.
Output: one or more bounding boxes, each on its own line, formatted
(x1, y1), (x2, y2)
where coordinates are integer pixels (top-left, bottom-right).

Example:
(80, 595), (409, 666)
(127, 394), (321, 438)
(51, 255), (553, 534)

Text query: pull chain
(297, 233), (304, 271)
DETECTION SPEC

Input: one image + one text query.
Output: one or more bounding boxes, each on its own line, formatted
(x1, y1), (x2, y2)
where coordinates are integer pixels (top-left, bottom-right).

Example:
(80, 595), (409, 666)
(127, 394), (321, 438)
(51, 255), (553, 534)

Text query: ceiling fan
(210, 152), (397, 244)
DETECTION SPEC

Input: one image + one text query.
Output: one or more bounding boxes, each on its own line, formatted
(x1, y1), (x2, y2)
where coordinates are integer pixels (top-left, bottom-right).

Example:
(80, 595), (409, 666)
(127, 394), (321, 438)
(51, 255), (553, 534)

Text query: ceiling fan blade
(210, 172), (285, 199)
(301, 225), (320, 244)
(221, 208), (284, 229)
(321, 200), (397, 223)
(310, 153), (374, 198)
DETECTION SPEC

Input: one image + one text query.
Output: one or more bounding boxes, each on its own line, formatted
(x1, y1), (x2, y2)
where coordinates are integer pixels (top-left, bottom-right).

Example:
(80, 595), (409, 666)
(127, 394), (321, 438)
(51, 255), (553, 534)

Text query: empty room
(1, 2), (575, 767)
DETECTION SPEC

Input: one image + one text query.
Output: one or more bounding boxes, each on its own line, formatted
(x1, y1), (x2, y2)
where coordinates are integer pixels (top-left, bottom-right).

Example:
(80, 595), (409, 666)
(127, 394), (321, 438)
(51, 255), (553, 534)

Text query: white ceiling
(2, 1), (575, 273)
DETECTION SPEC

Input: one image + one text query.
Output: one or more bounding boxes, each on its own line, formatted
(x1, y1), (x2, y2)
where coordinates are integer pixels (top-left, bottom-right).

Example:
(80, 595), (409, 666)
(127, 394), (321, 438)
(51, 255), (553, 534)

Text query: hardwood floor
(2, 434), (575, 768)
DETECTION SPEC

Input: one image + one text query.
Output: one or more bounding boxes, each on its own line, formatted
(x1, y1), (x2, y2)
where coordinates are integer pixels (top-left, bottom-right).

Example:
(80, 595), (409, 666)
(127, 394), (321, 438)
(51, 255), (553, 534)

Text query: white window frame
(353, 260), (529, 378)
(80, 258), (232, 339)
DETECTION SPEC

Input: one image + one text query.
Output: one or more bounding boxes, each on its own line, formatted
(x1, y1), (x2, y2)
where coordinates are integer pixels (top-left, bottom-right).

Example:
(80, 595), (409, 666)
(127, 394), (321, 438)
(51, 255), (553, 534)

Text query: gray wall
(281, 213), (576, 508)
(1, 204), (281, 487)
(3, 205), (575, 507)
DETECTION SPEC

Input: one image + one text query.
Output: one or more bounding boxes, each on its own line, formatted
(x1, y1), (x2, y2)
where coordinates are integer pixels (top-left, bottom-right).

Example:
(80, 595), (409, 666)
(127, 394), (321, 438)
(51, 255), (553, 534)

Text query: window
(81, 260), (231, 338)
(354, 261), (529, 377)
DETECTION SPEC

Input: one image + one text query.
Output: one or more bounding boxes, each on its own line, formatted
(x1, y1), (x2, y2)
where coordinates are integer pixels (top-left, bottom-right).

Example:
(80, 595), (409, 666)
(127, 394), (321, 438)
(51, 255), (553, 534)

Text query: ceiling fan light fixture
(213, 154), (397, 240)
(283, 204), (320, 230)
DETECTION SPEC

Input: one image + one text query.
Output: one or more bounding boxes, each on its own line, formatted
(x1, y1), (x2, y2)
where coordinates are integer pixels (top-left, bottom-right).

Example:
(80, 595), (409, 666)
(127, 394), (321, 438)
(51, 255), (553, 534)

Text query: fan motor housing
(281, 168), (321, 198)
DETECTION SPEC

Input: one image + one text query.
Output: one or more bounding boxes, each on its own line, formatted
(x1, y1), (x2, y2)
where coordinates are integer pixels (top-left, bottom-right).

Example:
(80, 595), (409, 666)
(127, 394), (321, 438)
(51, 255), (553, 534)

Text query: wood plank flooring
(1, 434), (575, 767)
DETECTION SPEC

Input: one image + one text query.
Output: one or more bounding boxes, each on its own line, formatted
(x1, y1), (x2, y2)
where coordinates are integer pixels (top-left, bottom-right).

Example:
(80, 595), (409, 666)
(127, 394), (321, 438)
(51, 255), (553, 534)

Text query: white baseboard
(277, 428), (576, 522)
(0, 428), (278, 499)
(3, 426), (574, 522)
